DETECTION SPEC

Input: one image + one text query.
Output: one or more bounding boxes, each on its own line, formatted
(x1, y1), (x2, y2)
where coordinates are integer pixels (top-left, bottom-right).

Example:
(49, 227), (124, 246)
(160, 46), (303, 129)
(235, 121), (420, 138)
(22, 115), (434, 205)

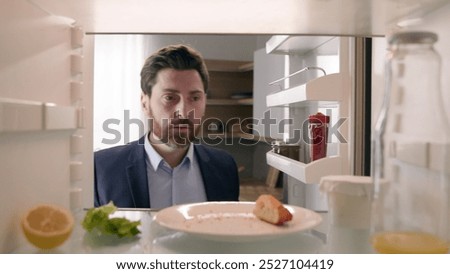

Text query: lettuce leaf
(82, 201), (141, 238)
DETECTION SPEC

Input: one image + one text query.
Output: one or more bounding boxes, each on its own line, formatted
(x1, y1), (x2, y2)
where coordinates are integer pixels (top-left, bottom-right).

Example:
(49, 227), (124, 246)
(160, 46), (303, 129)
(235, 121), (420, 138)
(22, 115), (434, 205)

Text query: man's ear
(141, 92), (148, 111)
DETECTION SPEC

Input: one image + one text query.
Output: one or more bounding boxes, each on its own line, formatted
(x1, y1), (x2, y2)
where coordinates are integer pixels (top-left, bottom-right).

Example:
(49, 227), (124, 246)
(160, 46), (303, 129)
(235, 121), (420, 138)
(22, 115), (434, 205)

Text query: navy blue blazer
(94, 136), (240, 208)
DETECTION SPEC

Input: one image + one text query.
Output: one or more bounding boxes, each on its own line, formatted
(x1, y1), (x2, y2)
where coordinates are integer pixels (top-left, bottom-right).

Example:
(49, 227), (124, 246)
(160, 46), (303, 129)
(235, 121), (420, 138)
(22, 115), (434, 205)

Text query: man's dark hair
(140, 44), (209, 96)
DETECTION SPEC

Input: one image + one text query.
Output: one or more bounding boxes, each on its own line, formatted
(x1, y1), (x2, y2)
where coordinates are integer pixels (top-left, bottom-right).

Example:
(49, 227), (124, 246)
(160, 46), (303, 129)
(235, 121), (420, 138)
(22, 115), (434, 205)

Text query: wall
(0, 0), (94, 252)
(140, 34), (264, 62)
(252, 48), (285, 140)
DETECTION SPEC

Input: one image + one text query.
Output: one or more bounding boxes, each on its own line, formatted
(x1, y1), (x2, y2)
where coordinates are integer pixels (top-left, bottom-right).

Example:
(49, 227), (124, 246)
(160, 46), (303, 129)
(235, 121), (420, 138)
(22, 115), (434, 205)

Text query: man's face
(141, 68), (206, 148)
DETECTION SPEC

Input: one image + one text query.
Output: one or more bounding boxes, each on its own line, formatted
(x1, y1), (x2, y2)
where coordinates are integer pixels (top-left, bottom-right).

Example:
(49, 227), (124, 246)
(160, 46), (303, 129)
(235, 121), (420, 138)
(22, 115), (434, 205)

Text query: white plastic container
(320, 175), (372, 228)
(319, 175), (373, 253)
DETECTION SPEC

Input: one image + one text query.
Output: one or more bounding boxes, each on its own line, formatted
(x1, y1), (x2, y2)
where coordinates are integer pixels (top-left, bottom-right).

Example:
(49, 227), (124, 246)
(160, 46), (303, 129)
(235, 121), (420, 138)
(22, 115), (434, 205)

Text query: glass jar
(371, 31), (450, 253)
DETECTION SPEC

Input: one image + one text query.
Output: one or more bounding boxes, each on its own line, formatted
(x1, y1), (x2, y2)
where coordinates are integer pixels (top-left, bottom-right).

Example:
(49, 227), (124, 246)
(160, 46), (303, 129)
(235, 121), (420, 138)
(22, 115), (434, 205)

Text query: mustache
(170, 110), (201, 127)
(170, 117), (195, 126)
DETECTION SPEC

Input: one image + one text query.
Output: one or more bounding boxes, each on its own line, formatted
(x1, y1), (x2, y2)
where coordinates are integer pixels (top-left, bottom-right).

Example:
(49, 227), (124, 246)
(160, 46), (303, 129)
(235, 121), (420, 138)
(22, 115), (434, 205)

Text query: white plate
(154, 202), (322, 242)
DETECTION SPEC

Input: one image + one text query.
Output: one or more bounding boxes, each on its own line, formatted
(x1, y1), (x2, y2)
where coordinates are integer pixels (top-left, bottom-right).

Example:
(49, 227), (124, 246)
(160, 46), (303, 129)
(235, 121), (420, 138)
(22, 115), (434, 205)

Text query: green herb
(82, 201), (141, 238)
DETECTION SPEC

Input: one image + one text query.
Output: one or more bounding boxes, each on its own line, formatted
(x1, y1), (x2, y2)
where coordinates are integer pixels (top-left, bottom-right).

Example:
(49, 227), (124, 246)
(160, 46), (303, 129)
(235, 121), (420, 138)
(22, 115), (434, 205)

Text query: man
(94, 44), (240, 208)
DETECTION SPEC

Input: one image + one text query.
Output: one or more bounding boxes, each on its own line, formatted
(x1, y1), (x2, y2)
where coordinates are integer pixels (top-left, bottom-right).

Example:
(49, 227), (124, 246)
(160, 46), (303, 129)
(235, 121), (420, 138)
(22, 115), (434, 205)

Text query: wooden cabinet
(202, 59), (254, 138)
(201, 59), (273, 185)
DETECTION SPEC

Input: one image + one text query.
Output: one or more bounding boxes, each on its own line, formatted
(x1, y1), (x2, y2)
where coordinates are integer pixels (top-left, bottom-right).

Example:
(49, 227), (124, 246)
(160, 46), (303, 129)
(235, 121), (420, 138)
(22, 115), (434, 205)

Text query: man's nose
(174, 101), (187, 118)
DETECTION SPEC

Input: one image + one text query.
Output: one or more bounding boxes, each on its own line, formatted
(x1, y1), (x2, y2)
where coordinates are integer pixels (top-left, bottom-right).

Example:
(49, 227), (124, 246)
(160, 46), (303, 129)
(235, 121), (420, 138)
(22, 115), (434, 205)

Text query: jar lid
(388, 31), (438, 45)
(309, 112), (330, 123)
(319, 175), (373, 196)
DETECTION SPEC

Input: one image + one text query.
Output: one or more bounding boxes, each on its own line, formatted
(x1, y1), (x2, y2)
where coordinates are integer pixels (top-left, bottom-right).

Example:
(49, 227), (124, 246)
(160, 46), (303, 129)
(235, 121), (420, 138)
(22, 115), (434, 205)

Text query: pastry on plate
(253, 194), (293, 225)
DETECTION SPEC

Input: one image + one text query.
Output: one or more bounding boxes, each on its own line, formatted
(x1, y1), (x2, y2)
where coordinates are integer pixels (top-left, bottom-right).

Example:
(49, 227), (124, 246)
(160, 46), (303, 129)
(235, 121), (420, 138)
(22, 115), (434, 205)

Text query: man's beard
(148, 110), (201, 148)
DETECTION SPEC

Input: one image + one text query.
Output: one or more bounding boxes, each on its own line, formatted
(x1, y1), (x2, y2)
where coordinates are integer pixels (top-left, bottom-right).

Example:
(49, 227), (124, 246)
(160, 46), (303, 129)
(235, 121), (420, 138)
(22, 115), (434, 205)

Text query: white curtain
(93, 35), (148, 151)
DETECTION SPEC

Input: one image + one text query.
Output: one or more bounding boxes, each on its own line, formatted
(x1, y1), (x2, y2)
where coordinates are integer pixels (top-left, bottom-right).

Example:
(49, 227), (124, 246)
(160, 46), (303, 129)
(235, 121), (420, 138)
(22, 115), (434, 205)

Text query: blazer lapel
(194, 144), (239, 202)
(194, 144), (216, 199)
(125, 137), (150, 208)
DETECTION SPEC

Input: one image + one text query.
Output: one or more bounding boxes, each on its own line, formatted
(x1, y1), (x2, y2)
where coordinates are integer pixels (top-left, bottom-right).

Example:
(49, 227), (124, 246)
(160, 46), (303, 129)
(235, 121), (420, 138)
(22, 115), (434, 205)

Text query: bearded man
(94, 45), (240, 208)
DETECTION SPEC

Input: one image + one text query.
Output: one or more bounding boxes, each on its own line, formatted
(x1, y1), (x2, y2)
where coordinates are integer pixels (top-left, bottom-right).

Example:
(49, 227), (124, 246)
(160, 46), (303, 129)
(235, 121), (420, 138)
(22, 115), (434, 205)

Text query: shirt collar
(144, 132), (194, 171)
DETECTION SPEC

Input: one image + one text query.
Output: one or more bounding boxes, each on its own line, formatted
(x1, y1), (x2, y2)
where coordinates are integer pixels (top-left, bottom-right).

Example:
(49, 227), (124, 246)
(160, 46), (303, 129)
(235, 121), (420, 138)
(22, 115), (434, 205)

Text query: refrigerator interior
(1, 0), (450, 253)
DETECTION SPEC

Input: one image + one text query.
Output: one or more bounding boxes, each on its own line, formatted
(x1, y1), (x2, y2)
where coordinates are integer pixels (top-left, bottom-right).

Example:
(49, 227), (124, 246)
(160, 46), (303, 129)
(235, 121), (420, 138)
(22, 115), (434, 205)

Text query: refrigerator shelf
(0, 98), (80, 132)
(266, 73), (348, 108)
(265, 35), (338, 55)
(266, 150), (344, 184)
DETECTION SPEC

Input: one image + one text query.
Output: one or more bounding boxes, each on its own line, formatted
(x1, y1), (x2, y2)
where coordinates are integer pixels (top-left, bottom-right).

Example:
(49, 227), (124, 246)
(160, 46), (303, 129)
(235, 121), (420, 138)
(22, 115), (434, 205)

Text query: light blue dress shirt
(144, 134), (207, 209)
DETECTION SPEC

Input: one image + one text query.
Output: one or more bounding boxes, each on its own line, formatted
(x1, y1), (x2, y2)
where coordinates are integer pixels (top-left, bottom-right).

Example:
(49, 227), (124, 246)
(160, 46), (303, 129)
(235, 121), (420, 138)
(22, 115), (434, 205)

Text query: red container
(309, 112), (330, 161)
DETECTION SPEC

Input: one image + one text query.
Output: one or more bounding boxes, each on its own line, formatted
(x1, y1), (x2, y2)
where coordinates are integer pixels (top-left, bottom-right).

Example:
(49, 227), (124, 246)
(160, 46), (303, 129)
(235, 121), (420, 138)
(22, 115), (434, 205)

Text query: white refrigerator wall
(0, 0), (94, 252)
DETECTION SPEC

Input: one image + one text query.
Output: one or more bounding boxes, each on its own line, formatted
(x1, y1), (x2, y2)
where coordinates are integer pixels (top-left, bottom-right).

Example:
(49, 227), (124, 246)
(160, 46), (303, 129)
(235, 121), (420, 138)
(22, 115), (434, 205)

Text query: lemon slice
(21, 204), (74, 249)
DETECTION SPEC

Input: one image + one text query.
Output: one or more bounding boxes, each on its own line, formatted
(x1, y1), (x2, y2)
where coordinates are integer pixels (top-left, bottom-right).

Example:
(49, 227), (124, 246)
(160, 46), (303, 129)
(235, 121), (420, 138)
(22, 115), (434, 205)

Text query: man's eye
(163, 95), (175, 101)
(192, 94), (203, 102)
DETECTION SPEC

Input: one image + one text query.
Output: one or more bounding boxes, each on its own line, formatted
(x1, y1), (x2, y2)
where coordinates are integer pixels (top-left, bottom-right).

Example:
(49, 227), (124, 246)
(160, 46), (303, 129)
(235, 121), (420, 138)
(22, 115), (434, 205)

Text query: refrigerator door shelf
(266, 145), (346, 185)
(266, 73), (348, 108)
